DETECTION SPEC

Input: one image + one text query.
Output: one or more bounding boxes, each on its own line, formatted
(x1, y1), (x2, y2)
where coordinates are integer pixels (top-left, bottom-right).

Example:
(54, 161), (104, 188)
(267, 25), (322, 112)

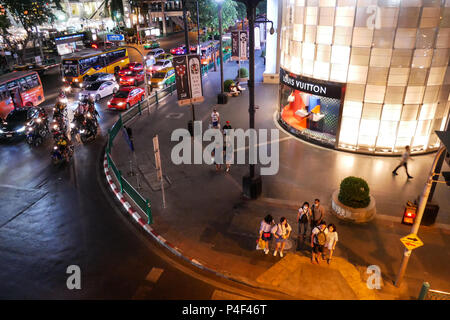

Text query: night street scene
(0, 0), (449, 312)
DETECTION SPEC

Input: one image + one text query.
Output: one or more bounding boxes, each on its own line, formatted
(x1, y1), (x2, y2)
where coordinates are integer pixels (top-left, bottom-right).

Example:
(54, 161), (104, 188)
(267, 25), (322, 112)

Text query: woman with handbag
(259, 214), (274, 255)
(272, 217), (292, 258)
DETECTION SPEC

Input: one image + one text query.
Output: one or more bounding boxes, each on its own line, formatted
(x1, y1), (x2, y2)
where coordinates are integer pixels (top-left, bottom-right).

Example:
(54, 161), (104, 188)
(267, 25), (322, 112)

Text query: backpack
(300, 211), (308, 223)
(315, 228), (326, 246)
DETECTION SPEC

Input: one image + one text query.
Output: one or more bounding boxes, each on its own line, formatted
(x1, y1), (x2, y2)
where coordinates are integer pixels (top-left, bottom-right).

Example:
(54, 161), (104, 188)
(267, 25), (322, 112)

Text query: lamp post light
(216, 0), (227, 104)
(235, 0), (272, 198)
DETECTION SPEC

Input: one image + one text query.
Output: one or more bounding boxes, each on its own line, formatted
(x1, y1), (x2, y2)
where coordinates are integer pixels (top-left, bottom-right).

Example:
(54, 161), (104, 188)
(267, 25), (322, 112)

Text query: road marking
(145, 267), (164, 283)
(211, 289), (252, 300)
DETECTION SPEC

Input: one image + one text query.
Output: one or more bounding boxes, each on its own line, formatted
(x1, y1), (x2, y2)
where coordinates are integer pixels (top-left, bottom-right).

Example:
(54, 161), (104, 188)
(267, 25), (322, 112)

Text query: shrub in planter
(224, 79), (235, 92)
(238, 68), (249, 79)
(338, 176), (370, 208)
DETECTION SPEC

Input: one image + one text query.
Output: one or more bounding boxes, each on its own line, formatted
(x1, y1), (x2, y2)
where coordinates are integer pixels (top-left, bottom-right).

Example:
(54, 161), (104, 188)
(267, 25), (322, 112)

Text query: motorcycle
(79, 116), (97, 143)
(50, 118), (66, 141)
(26, 117), (49, 147)
(51, 144), (74, 165)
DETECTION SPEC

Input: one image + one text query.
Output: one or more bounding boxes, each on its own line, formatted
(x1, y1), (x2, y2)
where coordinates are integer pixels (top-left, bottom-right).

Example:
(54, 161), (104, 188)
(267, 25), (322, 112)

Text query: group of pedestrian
(257, 198), (339, 265)
(258, 215), (292, 258)
(296, 199), (338, 264)
(210, 108), (233, 173)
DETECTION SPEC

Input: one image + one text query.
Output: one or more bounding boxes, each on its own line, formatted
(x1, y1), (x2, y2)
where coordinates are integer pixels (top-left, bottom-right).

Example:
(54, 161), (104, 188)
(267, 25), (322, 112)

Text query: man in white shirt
(392, 145), (413, 179)
(211, 108), (220, 128)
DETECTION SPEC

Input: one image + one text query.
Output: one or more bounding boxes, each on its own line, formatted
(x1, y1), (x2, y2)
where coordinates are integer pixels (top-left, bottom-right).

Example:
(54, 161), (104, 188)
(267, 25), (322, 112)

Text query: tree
(1, 0), (62, 63)
(186, 0), (238, 37)
(105, 0), (124, 26)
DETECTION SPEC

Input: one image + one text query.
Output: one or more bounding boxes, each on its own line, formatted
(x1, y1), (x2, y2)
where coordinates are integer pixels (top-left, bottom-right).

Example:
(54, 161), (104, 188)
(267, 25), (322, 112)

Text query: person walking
(224, 142), (233, 173)
(392, 145), (413, 179)
(297, 202), (311, 242)
(223, 120), (232, 136)
(311, 199), (325, 230)
(272, 217), (292, 258)
(310, 221), (328, 264)
(259, 214), (274, 255)
(325, 224), (338, 265)
(211, 108), (220, 129)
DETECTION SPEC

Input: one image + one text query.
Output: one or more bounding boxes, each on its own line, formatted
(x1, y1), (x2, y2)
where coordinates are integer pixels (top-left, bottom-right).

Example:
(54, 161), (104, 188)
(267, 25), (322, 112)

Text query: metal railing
(418, 282), (450, 300)
(106, 83), (176, 225)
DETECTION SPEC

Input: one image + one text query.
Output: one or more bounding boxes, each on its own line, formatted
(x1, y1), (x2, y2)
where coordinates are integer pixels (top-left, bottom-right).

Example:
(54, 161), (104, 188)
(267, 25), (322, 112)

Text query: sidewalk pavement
(110, 51), (450, 299)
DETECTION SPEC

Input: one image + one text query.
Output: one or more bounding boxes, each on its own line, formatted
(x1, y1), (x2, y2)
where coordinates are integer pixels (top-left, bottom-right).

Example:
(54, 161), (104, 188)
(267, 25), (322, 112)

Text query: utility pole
(216, 0), (227, 104)
(196, 0), (201, 54)
(182, 0), (195, 124)
(394, 145), (447, 287)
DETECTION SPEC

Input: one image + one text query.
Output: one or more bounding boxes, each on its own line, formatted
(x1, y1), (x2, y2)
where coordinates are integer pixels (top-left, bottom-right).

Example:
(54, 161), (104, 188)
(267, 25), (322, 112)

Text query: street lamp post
(235, 0), (264, 198)
(182, 0), (196, 125)
(217, 0), (227, 104)
(196, 0), (201, 54)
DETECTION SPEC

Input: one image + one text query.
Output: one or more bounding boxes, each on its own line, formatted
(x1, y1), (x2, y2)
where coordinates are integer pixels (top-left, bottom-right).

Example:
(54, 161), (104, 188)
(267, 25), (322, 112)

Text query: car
(82, 73), (115, 88)
(148, 59), (173, 73)
(118, 67), (133, 77)
(0, 108), (38, 140)
(79, 80), (119, 101)
(119, 70), (145, 86)
(149, 67), (176, 89)
(170, 45), (197, 55)
(146, 48), (165, 60)
(107, 87), (145, 110)
(156, 53), (173, 62)
(143, 40), (160, 50)
(125, 62), (144, 72)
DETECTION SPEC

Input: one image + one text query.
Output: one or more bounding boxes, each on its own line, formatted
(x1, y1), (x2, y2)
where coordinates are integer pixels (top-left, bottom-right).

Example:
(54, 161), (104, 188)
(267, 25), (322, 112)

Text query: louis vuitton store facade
(269, 0), (450, 154)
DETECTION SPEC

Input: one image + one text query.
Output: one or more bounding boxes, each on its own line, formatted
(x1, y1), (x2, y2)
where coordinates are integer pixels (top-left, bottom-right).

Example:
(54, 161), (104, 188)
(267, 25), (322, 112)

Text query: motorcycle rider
(56, 133), (72, 161)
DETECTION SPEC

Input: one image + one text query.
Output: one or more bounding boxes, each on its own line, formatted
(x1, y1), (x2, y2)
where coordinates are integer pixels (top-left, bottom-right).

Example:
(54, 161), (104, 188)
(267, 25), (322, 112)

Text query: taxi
(149, 67), (175, 90)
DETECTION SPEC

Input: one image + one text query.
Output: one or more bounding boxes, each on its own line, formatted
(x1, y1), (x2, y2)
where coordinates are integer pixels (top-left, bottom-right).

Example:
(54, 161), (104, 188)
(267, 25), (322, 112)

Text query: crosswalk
(132, 267), (254, 300)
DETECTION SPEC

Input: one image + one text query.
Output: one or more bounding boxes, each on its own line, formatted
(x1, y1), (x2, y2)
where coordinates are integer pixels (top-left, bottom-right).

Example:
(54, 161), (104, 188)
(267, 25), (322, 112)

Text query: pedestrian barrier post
(138, 101), (142, 115)
(146, 199), (152, 224)
(118, 170), (123, 193)
(155, 90), (159, 104)
(418, 282), (430, 300)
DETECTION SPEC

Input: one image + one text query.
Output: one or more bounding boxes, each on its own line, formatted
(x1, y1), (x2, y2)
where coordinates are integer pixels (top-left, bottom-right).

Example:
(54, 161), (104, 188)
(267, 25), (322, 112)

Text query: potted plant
(237, 67), (249, 82)
(331, 176), (376, 223)
(224, 79), (235, 92)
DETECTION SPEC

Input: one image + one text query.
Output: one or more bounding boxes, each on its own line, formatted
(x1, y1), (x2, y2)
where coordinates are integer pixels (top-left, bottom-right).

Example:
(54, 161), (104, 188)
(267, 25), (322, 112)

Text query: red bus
(0, 71), (45, 119)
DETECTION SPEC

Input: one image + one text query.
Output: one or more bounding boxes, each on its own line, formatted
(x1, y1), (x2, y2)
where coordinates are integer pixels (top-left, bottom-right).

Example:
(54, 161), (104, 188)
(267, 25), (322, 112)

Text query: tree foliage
(0, 0), (62, 62)
(186, 0), (238, 36)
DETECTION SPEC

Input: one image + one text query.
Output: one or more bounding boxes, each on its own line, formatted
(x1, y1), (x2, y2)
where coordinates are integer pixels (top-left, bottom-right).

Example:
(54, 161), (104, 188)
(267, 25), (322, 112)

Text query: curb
(103, 154), (276, 293)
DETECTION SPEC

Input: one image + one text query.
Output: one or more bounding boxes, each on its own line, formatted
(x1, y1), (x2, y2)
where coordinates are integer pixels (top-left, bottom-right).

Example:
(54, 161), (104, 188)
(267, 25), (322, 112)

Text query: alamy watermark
(170, 121), (280, 175)
(366, 265), (382, 290)
(366, 5), (382, 30)
(66, 265), (81, 290)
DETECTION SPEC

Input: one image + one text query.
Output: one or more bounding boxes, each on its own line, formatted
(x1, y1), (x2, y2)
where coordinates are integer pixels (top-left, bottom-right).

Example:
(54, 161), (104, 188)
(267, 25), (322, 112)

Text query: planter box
(331, 190), (376, 223)
(237, 77), (248, 82)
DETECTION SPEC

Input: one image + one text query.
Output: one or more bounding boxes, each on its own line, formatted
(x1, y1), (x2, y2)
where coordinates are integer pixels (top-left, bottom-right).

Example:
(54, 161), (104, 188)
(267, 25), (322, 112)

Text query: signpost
(107, 34), (125, 42)
(174, 54), (204, 134)
(153, 135), (166, 209)
(231, 30), (248, 61)
(400, 234), (424, 251)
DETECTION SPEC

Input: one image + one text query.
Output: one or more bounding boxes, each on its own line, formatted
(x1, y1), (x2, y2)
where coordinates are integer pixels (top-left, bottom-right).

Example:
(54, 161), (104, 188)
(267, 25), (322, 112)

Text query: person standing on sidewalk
(392, 145), (413, 179)
(325, 224), (338, 265)
(259, 214), (274, 255)
(311, 199), (325, 230)
(223, 121), (232, 136)
(311, 221), (328, 264)
(297, 202), (311, 240)
(272, 217), (292, 258)
(211, 108), (220, 129)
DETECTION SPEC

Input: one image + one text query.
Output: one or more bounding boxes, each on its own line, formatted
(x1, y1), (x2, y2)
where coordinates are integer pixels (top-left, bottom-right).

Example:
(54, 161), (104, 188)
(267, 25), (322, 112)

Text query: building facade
(266, 0), (450, 154)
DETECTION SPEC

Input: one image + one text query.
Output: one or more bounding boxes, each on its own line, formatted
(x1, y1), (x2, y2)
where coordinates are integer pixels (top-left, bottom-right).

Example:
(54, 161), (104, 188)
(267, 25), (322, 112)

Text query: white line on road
(145, 267), (164, 283)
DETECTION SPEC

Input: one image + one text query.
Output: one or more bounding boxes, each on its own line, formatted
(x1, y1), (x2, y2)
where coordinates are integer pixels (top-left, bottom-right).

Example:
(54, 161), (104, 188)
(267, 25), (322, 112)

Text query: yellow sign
(400, 233), (424, 250)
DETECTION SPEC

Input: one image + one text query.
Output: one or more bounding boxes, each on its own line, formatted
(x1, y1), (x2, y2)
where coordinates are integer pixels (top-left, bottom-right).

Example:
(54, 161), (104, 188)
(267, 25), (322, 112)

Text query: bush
(338, 176), (370, 208)
(261, 49), (266, 57)
(238, 67), (249, 78)
(224, 79), (235, 92)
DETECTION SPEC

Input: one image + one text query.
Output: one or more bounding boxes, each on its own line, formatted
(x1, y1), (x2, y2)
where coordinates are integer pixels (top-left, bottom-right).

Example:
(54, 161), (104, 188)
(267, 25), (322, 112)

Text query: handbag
(256, 238), (266, 250)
